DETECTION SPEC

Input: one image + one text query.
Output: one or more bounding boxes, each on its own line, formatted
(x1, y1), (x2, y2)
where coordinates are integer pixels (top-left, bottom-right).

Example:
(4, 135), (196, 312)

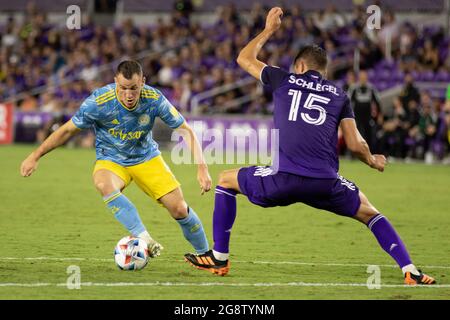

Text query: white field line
(1, 257), (450, 270)
(0, 282), (449, 288)
(242, 261), (450, 270)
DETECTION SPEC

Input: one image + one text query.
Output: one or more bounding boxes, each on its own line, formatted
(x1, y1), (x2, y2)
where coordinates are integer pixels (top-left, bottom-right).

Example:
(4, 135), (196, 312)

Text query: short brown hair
(294, 45), (328, 71)
(116, 60), (143, 79)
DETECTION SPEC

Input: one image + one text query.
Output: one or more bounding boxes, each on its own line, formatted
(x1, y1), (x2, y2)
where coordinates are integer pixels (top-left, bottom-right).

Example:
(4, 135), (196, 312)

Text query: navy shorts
(237, 166), (361, 217)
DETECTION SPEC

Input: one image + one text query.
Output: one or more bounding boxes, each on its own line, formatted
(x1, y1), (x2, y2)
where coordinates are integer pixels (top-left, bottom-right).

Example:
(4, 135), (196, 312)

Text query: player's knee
(354, 206), (379, 225)
(217, 170), (232, 188)
(170, 202), (188, 220)
(94, 181), (116, 197)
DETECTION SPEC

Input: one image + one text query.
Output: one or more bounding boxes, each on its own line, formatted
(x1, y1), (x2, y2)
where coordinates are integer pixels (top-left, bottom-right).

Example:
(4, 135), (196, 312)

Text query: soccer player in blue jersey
(21, 60), (212, 259)
(184, 8), (435, 285)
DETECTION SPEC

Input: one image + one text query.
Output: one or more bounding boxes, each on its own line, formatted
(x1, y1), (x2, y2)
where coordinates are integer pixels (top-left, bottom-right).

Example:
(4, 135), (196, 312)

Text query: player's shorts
(93, 155), (180, 200)
(237, 166), (361, 217)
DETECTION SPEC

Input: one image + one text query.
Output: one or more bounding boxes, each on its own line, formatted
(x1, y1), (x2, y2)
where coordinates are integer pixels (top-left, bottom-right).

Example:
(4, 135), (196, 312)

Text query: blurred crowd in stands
(340, 70), (450, 163)
(1, 1), (449, 162)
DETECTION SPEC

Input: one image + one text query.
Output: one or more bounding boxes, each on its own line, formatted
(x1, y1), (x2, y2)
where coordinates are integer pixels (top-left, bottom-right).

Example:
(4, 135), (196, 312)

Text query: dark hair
(294, 45), (328, 71)
(116, 60), (143, 79)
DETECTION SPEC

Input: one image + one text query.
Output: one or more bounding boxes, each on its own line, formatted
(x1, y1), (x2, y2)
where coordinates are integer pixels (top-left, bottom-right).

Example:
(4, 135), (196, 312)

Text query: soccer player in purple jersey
(184, 7), (435, 285)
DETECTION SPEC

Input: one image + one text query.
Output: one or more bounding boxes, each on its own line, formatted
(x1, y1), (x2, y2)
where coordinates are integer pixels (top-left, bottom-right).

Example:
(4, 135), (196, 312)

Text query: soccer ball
(114, 236), (149, 270)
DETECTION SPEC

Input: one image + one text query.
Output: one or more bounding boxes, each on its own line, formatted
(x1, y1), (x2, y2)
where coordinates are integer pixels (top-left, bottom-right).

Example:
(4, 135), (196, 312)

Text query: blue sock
(103, 190), (146, 237)
(176, 207), (209, 254)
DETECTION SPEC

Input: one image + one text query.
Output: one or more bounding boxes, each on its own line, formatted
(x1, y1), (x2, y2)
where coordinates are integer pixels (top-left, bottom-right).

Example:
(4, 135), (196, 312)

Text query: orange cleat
(404, 270), (436, 285)
(184, 250), (230, 276)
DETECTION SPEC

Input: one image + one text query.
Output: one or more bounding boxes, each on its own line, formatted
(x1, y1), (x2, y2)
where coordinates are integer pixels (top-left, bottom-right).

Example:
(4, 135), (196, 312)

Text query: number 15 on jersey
(288, 89), (330, 126)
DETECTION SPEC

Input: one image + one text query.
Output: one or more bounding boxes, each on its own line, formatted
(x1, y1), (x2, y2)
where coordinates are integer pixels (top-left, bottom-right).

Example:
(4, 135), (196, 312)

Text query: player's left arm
(340, 119), (386, 172)
(236, 7), (283, 80)
(155, 90), (212, 194)
(175, 121), (212, 195)
(339, 97), (386, 172)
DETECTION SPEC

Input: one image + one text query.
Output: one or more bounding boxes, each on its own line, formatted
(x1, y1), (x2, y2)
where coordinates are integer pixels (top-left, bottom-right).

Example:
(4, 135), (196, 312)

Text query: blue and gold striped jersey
(72, 83), (184, 166)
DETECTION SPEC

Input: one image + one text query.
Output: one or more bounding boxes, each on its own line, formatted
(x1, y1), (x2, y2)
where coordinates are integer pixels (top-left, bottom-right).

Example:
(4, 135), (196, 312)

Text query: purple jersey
(261, 66), (354, 178)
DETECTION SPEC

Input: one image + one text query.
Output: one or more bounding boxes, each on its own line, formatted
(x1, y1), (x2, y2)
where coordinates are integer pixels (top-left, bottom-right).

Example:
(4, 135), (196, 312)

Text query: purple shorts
(237, 166), (361, 217)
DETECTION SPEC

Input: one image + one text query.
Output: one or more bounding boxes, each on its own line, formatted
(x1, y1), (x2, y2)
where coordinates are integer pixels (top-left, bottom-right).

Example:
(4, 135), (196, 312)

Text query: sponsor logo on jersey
(108, 129), (145, 140)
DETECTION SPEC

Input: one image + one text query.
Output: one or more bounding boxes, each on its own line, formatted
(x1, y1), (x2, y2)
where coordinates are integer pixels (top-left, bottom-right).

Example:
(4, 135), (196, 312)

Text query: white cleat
(148, 240), (164, 258)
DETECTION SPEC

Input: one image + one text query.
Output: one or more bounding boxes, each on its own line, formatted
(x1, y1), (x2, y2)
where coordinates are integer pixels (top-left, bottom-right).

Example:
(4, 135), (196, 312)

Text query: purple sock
(213, 186), (237, 254)
(367, 214), (412, 268)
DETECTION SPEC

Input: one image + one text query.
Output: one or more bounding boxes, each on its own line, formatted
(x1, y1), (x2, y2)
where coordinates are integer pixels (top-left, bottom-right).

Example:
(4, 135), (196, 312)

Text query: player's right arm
(236, 7), (283, 79)
(340, 119), (386, 172)
(20, 93), (97, 177)
(20, 120), (81, 177)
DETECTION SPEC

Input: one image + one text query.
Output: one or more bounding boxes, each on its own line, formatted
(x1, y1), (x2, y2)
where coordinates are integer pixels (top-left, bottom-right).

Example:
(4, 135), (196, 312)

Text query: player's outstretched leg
(354, 191), (435, 285)
(159, 188), (209, 254)
(103, 189), (163, 257)
(94, 169), (163, 258)
(184, 169), (240, 276)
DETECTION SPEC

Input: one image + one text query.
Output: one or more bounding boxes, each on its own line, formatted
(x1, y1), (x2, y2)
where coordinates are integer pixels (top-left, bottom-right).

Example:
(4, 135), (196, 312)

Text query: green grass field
(0, 144), (449, 300)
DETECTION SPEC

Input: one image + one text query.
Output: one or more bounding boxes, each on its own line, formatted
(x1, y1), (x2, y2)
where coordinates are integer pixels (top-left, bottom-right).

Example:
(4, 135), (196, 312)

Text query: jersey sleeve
(155, 90), (185, 129)
(71, 93), (98, 129)
(339, 97), (355, 121)
(260, 65), (290, 91)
